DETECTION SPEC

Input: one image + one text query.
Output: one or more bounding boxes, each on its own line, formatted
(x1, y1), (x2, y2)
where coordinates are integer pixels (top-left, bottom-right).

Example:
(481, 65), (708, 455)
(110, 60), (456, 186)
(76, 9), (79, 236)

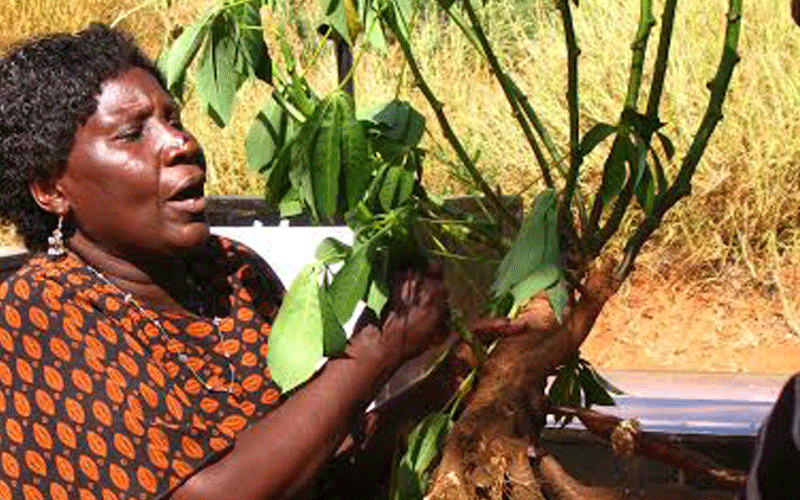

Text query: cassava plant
(159, 0), (744, 497)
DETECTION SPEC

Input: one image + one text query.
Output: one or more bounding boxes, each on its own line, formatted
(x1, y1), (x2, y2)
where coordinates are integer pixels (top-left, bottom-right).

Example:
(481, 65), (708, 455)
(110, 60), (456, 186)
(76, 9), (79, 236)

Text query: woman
(0, 25), (448, 500)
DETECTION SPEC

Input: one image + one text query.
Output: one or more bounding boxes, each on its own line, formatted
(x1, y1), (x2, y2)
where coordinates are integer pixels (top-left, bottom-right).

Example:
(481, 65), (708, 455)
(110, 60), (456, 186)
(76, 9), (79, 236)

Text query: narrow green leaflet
(320, 286), (347, 356)
(163, 19), (209, 95)
(315, 237), (351, 264)
(197, 15), (238, 127)
(510, 266), (560, 309)
(323, 0), (361, 45)
(363, 1), (388, 53)
(391, 412), (451, 500)
(233, 0), (271, 84)
(578, 366), (616, 407)
(310, 96), (342, 222)
(388, 0), (414, 47)
(339, 94), (372, 212)
(597, 134), (633, 206)
(634, 161), (656, 214)
(656, 131), (675, 160)
(267, 144), (296, 208)
(371, 100), (426, 147)
(548, 358), (580, 426)
(578, 122), (615, 158)
(268, 263), (325, 392)
(278, 187), (302, 218)
(546, 280), (569, 323)
(396, 157), (417, 206)
(246, 93), (295, 173)
(581, 361), (625, 395)
(366, 278), (389, 315)
(329, 244), (372, 323)
(290, 141), (318, 220)
(492, 189), (558, 296)
(379, 165), (403, 211)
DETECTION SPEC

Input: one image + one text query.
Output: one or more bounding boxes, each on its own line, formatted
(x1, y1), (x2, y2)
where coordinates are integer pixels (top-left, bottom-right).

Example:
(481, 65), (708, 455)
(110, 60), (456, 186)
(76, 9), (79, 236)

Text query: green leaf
(363, 2), (388, 53)
(391, 462), (424, 500)
(404, 412), (450, 474)
(656, 131), (675, 160)
(233, 1), (272, 84)
(492, 189), (559, 296)
(597, 134), (633, 206)
(320, 286), (347, 356)
(290, 144), (318, 220)
(371, 100), (426, 148)
(163, 20), (209, 96)
(310, 94), (347, 222)
(390, 0), (415, 43)
(322, 0), (362, 46)
(366, 278), (389, 315)
(278, 187), (302, 218)
(634, 162), (656, 214)
(266, 144), (296, 206)
(315, 237), (351, 264)
(392, 412), (451, 499)
(268, 263), (325, 392)
(548, 361), (578, 406)
(329, 245), (372, 323)
(339, 94), (372, 211)
(397, 156), (417, 204)
(510, 266), (560, 309)
(314, 104), (342, 221)
(379, 165), (402, 212)
(546, 281), (569, 323)
(197, 15), (238, 127)
(246, 93), (294, 172)
(649, 143), (669, 195)
(578, 366), (616, 407)
(578, 122), (615, 157)
(584, 363), (625, 395)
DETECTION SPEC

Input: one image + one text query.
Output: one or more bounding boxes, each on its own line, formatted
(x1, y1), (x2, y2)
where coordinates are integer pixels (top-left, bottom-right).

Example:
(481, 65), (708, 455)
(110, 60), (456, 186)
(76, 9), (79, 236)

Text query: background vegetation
(2, 0), (800, 307)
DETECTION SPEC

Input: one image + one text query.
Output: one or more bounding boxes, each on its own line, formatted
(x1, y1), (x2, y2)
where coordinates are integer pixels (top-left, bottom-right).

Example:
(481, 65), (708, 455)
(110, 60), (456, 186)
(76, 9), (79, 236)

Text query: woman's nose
(161, 128), (203, 168)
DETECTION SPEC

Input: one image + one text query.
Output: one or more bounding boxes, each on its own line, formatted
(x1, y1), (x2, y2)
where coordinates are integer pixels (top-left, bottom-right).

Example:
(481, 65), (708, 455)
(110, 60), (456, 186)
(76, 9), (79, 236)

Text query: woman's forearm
(172, 329), (393, 500)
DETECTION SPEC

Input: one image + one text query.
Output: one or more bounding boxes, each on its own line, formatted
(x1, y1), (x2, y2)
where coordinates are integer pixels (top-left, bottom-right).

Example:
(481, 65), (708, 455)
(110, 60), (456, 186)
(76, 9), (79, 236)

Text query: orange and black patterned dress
(0, 236), (285, 499)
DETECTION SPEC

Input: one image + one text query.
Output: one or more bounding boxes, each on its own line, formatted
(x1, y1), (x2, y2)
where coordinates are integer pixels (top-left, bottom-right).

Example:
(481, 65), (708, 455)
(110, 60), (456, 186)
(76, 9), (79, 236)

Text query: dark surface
(0, 250), (27, 282)
(543, 428), (752, 493)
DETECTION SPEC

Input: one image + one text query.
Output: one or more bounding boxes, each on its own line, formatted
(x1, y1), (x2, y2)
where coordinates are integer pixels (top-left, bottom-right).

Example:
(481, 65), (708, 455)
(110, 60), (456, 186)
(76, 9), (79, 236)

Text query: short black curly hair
(0, 23), (165, 251)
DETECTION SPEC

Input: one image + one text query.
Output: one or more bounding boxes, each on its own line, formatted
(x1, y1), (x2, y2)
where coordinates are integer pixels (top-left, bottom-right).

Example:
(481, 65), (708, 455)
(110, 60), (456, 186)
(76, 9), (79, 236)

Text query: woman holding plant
(0, 24), (448, 500)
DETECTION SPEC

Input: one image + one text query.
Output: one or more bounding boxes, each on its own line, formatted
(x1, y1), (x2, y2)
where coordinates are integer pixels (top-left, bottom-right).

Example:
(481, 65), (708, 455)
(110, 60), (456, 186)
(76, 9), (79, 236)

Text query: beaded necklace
(86, 265), (237, 394)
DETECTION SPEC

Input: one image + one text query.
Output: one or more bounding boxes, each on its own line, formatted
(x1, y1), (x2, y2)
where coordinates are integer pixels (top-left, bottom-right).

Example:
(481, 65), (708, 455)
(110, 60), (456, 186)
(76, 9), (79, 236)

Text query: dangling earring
(47, 214), (65, 257)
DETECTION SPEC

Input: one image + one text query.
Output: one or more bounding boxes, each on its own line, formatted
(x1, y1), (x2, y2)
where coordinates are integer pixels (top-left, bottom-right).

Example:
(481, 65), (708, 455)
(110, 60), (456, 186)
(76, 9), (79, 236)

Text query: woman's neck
(66, 231), (202, 313)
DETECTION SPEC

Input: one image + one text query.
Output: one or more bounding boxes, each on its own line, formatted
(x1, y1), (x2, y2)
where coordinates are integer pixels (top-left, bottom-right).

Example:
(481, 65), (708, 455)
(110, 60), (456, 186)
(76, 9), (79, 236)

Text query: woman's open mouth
(167, 176), (206, 213)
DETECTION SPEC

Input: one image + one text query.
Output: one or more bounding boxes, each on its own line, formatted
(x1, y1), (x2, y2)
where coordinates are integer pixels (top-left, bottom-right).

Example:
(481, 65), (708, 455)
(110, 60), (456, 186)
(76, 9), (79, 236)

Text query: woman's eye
(117, 126), (143, 142)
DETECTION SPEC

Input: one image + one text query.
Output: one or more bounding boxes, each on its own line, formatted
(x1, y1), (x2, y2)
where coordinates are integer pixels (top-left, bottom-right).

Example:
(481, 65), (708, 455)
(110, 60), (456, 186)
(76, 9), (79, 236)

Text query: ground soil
(583, 262), (800, 375)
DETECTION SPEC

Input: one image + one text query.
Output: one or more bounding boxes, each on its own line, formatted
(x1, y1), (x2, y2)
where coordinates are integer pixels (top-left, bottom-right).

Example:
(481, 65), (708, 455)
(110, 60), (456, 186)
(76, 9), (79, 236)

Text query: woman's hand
(348, 261), (449, 374)
(379, 262), (450, 369)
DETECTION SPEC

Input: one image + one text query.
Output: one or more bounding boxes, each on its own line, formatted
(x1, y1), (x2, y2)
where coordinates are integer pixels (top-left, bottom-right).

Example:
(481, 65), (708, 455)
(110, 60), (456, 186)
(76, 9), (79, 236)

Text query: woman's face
(58, 66), (209, 258)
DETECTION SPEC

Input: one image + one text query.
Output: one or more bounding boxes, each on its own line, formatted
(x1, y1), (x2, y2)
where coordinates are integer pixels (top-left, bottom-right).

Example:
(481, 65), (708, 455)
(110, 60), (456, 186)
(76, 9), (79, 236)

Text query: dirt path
(583, 264), (800, 375)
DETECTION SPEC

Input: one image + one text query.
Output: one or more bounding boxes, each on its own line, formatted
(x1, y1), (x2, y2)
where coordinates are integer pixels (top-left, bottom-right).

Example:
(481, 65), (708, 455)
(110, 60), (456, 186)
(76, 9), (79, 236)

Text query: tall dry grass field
(2, 0), (799, 285)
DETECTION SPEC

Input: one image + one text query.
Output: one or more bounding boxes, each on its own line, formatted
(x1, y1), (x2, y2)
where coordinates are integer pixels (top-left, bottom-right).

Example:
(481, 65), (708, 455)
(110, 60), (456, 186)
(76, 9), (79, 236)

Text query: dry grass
(2, 0), (800, 282)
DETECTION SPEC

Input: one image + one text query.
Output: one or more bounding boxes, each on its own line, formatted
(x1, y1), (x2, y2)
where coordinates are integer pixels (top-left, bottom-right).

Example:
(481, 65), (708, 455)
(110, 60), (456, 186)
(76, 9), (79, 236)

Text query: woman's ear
(29, 176), (68, 216)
